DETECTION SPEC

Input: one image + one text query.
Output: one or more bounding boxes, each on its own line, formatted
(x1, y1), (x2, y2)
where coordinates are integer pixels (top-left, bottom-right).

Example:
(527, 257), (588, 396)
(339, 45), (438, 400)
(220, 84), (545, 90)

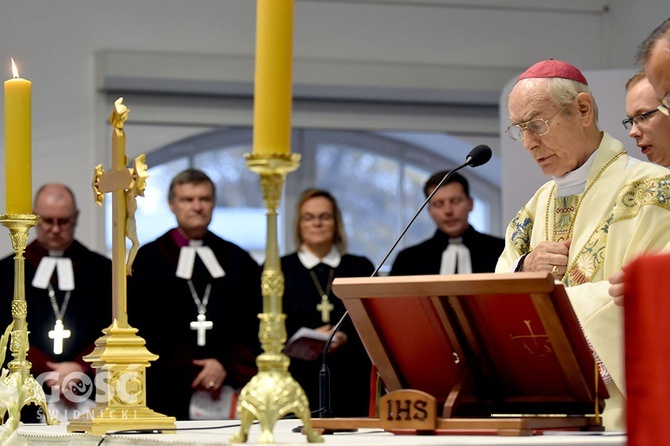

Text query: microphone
(318, 144), (493, 417)
(465, 144), (492, 168)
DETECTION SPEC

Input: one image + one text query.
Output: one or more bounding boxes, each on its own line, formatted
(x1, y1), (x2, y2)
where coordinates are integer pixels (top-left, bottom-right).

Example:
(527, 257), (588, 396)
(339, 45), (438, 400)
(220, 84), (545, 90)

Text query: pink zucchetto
(517, 59), (588, 85)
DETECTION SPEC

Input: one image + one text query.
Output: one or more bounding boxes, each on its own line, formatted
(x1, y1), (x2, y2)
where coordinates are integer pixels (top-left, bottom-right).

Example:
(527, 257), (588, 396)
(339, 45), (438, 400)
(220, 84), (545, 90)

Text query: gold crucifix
(316, 295), (334, 323)
(91, 97), (148, 327)
(68, 97), (175, 434)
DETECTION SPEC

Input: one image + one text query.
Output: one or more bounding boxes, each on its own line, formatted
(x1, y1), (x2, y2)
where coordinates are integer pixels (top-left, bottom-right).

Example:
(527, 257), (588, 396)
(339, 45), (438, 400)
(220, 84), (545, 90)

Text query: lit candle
(4, 58), (32, 214)
(253, 0), (294, 156)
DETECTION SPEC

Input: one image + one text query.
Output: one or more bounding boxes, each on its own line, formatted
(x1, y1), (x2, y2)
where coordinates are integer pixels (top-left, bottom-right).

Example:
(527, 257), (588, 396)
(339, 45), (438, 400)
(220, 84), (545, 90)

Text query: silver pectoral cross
(48, 319), (72, 355)
(190, 313), (213, 346)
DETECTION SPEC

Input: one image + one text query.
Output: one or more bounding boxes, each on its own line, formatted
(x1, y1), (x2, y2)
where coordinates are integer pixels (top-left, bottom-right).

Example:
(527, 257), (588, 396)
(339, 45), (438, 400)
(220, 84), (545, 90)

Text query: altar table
(17, 420), (626, 446)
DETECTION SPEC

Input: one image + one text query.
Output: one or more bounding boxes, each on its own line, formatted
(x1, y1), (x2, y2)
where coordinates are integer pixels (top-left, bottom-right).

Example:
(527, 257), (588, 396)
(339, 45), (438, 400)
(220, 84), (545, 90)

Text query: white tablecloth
(18, 419), (626, 446)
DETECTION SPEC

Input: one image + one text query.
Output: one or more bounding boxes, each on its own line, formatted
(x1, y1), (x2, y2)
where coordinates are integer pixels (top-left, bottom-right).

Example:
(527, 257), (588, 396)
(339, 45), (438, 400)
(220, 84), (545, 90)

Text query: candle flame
(11, 58), (19, 79)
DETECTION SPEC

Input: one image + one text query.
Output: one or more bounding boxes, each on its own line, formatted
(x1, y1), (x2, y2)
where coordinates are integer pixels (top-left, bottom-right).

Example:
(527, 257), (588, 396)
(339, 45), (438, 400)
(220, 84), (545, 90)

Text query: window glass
(110, 129), (496, 270)
(316, 143), (400, 270)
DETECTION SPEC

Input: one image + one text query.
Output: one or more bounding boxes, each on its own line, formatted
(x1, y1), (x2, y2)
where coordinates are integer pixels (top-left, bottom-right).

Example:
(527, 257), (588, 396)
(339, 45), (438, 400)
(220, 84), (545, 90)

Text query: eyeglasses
(622, 109), (660, 130)
(300, 213), (333, 223)
(39, 217), (75, 229)
(505, 102), (572, 142)
(658, 93), (670, 117)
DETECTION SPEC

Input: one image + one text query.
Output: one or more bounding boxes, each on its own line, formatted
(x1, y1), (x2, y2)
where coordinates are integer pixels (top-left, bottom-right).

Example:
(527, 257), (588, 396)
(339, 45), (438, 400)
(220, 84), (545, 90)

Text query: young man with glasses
(622, 71), (670, 167)
(610, 19), (670, 306)
(496, 59), (670, 431)
(0, 183), (112, 422)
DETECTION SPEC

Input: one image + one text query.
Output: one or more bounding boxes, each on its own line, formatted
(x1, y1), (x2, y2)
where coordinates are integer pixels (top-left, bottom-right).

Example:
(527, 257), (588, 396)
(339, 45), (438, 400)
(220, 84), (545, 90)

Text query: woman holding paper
(280, 188), (374, 417)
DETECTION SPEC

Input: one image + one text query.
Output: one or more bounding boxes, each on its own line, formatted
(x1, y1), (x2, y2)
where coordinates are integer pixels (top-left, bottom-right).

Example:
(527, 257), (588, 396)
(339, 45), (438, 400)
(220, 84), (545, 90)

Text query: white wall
(0, 0), (667, 255)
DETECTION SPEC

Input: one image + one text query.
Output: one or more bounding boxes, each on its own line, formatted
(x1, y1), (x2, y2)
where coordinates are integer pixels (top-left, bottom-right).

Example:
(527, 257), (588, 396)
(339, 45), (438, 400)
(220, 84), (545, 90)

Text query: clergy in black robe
(390, 171), (504, 276)
(127, 229), (262, 420)
(0, 240), (112, 419)
(281, 251), (374, 417)
(0, 183), (112, 422)
(390, 226), (504, 275)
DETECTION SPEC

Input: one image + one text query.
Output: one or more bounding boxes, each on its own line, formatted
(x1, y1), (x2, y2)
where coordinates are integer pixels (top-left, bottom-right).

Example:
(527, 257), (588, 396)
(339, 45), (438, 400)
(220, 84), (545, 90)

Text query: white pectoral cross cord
(48, 319), (71, 355)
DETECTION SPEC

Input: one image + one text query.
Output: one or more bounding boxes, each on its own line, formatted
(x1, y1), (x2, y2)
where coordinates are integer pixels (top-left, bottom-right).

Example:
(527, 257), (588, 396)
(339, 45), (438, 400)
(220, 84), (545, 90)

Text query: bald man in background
(0, 183), (112, 422)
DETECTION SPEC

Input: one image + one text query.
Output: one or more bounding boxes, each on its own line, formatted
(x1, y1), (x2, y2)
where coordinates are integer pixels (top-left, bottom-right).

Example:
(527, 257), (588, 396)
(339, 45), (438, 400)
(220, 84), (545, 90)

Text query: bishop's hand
(521, 240), (571, 278)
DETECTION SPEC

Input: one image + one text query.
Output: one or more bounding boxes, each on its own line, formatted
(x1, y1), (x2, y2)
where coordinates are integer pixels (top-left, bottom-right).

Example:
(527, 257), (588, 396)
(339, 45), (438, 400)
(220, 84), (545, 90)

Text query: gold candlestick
(231, 154), (323, 444)
(0, 213), (59, 425)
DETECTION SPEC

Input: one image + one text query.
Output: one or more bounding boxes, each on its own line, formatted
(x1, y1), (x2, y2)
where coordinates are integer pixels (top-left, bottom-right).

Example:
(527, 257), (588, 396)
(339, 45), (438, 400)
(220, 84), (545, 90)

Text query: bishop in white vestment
(497, 59), (670, 430)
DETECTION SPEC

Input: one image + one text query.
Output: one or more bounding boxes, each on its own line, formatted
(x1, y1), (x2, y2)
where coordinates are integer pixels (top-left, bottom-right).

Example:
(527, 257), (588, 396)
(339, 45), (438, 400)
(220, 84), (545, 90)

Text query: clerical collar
(553, 148), (598, 197)
(32, 256), (75, 291)
(298, 245), (341, 269)
(176, 238), (225, 280)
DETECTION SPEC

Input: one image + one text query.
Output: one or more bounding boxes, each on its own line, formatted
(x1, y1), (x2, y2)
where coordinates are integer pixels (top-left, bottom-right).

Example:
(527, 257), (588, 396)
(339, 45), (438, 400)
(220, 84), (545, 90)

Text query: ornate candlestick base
(232, 314), (323, 443)
(67, 320), (176, 434)
(231, 154), (323, 444)
(0, 214), (59, 425)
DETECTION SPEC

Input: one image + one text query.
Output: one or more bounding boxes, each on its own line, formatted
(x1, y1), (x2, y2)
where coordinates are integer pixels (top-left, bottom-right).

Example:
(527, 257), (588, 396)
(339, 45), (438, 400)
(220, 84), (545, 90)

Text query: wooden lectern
(310, 272), (608, 436)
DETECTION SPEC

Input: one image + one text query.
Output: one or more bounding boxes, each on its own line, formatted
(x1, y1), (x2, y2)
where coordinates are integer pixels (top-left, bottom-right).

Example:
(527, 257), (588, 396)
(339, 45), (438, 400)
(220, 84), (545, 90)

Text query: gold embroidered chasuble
(496, 132), (670, 430)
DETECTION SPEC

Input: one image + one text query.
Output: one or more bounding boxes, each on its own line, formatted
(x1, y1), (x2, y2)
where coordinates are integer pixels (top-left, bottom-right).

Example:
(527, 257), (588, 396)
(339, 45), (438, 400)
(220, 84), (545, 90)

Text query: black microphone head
(465, 145), (492, 167)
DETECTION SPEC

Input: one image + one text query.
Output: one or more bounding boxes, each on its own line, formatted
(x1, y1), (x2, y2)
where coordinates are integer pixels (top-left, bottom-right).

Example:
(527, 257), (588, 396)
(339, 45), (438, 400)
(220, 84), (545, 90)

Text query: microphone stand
(318, 147), (490, 418)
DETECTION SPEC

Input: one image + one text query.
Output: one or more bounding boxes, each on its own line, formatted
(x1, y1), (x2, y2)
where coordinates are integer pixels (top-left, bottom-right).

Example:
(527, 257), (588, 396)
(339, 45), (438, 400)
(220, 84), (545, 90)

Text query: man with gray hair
(497, 59), (670, 430)
(128, 168), (262, 420)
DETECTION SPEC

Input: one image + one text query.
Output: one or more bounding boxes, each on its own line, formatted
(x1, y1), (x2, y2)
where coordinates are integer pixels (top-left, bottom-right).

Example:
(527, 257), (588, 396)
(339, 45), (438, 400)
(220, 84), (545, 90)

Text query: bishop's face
(169, 182), (214, 239)
(507, 79), (594, 178)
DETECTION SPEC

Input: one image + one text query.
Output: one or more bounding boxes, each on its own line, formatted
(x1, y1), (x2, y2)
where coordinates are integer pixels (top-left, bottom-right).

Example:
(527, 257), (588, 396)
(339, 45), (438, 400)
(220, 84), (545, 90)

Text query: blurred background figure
(391, 172), (504, 276)
(280, 188), (374, 417)
(128, 168), (262, 420)
(0, 183), (112, 422)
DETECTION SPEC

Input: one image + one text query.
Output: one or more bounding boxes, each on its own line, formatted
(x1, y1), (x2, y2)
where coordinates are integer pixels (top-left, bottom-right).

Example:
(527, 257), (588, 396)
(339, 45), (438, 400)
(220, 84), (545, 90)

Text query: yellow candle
(4, 59), (32, 214)
(253, 0), (294, 156)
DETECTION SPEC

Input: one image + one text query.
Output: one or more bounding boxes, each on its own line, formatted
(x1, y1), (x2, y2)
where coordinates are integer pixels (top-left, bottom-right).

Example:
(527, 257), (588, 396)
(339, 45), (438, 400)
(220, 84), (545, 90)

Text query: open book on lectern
(332, 272), (608, 419)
